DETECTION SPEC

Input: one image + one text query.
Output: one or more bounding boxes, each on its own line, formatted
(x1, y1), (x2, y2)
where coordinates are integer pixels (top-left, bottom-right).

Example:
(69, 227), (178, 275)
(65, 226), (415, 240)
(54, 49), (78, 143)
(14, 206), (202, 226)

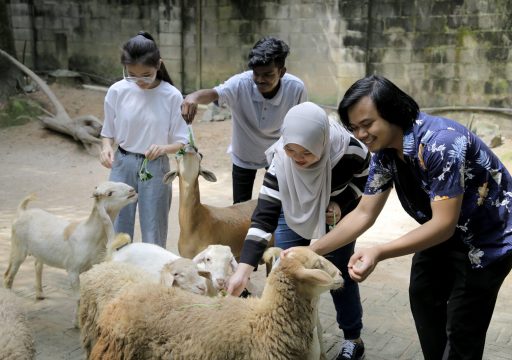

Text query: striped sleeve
(239, 162), (282, 267)
(330, 136), (370, 216)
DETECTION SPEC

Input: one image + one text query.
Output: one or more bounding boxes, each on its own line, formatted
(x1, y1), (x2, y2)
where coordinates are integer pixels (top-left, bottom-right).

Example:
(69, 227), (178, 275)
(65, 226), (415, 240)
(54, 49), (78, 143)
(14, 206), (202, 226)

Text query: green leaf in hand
(138, 158), (153, 182)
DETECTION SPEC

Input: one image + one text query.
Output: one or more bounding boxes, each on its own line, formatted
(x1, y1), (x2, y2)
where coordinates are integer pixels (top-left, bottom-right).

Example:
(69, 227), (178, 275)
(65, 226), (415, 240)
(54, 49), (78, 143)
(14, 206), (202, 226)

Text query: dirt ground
(0, 83), (511, 359)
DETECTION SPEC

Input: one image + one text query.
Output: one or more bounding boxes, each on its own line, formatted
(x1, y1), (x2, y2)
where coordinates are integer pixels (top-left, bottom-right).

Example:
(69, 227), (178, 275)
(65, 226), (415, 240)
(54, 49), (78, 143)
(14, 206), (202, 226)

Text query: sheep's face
(282, 247), (343, 296)
(193, 245), (237, 291)
(160, 258), (210, 295)
(93, 181), (137, 210)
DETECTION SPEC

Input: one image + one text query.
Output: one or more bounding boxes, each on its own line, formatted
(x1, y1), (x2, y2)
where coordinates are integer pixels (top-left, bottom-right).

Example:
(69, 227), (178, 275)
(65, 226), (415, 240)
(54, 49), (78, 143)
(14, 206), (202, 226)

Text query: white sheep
(108, 235), (236, 295)
(79, 261), (155, 358)
(79, 259), (209, 357)
(3, 181), (137, 326)
(163, 145), (265, 260)
(107, 233), (211, 295)
(90, 246), (344, 360)
(191, 244), (238, 292)
(79, 234), (215, 357)
(0, 287), (35, 360)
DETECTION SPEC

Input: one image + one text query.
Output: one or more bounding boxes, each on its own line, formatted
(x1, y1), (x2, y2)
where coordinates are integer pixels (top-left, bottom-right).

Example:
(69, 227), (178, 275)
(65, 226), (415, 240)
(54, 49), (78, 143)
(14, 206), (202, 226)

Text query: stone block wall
(7, 0), (512, 107)
(7, 0), (183, 86)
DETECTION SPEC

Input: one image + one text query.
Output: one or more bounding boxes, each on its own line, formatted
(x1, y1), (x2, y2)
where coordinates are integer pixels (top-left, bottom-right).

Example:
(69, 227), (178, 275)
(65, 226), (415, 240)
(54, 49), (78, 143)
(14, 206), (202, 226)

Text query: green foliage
(0, 97), (42, 128)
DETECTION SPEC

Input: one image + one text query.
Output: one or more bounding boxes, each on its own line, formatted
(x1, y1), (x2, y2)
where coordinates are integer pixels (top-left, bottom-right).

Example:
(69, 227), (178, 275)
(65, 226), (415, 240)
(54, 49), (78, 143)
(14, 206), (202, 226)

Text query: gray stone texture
(6, 0), (512, 106)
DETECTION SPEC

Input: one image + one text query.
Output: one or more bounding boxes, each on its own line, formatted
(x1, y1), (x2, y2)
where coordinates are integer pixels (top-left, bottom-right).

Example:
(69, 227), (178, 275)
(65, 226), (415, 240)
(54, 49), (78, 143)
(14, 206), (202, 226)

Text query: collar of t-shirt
(250, 80), (284, 106)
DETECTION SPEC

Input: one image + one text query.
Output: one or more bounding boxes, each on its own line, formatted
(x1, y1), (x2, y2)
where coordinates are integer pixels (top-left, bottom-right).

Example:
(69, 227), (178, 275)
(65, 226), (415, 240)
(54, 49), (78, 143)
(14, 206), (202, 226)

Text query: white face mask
(122, 67), (157, 85)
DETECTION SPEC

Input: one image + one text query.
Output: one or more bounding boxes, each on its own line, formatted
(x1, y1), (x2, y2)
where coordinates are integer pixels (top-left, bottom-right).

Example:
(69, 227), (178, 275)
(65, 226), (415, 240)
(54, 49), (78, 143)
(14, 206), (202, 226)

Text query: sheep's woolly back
(91, 247), (342, 360)
(79, 261), (154, 357)
(0, 288), (35, 360)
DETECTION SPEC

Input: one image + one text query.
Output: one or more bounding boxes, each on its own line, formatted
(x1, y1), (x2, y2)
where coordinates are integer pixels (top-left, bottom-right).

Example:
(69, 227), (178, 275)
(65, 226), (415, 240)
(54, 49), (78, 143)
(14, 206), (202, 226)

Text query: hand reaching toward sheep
(347, 246), (381, 282)
(227, 263), (254, 297)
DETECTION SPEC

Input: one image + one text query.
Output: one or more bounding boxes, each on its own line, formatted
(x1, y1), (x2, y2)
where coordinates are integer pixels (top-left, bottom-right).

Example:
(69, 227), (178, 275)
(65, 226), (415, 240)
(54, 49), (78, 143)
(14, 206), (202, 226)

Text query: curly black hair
(247, 37), (289, 69)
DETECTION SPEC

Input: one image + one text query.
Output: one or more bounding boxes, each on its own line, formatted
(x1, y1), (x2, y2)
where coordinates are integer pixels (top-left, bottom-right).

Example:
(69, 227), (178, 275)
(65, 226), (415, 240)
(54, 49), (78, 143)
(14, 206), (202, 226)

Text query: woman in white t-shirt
(99, 31), (188, 248)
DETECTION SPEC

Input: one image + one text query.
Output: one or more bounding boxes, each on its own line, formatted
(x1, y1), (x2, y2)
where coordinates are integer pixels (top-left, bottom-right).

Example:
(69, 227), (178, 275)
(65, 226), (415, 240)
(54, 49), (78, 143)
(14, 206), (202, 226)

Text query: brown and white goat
(163, 145), (261, 259)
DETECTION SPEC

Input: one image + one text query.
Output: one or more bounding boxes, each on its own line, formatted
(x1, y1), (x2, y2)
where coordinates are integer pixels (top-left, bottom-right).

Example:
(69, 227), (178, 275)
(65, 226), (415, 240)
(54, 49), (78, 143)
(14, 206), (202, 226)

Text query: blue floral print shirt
(365, 112), (512, 268)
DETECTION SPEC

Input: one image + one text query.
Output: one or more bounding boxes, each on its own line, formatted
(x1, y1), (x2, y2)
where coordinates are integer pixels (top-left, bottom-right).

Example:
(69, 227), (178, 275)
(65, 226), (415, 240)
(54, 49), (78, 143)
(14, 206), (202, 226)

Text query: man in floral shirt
(309, 75), (512, 360)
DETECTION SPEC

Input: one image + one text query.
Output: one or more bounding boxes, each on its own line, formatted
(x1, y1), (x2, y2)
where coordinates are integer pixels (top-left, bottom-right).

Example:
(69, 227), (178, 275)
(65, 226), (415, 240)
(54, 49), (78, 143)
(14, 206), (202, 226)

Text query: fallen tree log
(0, 48), (103, 155)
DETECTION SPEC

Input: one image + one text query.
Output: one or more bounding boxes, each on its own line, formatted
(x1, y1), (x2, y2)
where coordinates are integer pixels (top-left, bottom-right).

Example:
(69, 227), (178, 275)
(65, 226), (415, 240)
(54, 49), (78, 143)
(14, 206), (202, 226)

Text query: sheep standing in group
(106, 233), (212, 295)
(90, 247), (344, 360)
(0, 288), (35, 360)
(3, 181), (137, 326)
(79, 261), (156, 358)
(163, 144), (266, 259)
(80, 233), (219, 356)
(108, 233), (237, 295)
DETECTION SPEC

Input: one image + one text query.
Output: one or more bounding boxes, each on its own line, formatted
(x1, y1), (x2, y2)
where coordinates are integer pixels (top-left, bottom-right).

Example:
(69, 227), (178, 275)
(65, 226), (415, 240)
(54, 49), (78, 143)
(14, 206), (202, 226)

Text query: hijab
(265, 102), (349, 239)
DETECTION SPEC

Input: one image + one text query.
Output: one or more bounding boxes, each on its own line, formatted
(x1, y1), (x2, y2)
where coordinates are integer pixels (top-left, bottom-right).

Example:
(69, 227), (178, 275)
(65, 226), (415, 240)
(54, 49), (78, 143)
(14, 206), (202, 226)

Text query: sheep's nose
(216, 279), (225, 288)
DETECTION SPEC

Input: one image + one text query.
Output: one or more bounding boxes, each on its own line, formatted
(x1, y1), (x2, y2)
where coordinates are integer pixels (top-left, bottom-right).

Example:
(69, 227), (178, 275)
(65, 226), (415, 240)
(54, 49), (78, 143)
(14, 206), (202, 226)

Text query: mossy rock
(0, 97), (42, 128)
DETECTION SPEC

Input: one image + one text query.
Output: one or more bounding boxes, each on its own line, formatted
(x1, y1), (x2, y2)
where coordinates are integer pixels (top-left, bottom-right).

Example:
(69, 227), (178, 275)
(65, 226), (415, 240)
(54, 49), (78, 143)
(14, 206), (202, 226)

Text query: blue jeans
(275, 211), (363, 340)
(109, 149), (172, 248)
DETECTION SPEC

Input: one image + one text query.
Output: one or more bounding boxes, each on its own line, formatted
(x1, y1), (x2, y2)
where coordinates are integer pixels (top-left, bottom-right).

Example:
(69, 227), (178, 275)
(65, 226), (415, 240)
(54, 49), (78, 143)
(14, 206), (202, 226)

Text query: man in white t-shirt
(181, 37), (307, 204)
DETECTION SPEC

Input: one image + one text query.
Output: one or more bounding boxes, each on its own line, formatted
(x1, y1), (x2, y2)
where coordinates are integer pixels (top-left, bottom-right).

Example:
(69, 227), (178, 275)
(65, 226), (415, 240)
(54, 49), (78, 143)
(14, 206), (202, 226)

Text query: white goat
(3, 181), (137, 326)
(90, 247), (343, 360)
(0, 288), (35, 360)
(163, 145), (262, 260)
(109, 234), (236, 295)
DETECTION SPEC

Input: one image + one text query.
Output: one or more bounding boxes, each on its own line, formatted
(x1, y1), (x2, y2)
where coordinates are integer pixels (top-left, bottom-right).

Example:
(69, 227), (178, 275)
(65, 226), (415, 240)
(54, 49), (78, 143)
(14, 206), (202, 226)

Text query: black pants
(409, 245), (512, 360)
(232, 164), (257, 204)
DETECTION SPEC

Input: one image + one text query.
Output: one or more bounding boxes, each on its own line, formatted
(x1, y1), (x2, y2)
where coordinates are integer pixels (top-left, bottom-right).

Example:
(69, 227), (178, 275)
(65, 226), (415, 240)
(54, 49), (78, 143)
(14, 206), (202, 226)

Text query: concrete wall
(7, 0), (512, 107)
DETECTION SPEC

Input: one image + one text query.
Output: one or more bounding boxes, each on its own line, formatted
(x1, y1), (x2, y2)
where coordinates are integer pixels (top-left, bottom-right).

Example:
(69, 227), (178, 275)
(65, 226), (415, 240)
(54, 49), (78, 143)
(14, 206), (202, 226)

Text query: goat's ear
(295, 268), (333, 287)
(160, 272), (176, 287)
(192, 249), (206, 263)
(163, 170), (178, 184)
(198, 270), (212, 280)
(230, 257), (238, 272)
(199, 167), (217, 182)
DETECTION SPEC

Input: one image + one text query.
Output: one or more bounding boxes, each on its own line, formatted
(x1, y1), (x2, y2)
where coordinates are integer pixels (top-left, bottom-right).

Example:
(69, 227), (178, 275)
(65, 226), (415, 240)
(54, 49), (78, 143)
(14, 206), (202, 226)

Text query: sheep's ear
(230, 257), (238, 272)
(295, 268), (333, 287)
(160, 272), (176, 287)
(198, 270), (212, 280)
(199, 167), (217, 182)
(163, 170), (178, 184)
(192, 249), (207, 263)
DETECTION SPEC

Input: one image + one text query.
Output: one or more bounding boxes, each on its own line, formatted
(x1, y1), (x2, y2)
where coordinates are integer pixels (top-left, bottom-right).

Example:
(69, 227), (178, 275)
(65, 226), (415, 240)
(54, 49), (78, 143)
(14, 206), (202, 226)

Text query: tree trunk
(0, 48), (104, 154)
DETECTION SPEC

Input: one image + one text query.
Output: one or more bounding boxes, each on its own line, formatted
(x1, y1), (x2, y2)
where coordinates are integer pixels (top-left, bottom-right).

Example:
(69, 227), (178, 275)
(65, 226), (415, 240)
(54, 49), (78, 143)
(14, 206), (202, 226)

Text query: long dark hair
(121, 31), (174, 85)
(338, 75), (419, 131)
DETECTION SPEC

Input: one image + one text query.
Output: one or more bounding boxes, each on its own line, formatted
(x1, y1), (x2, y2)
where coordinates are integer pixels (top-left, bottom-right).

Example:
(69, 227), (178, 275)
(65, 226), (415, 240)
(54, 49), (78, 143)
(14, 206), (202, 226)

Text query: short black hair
(338, 75), (419, 131)
(247, 37), (289, 69)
